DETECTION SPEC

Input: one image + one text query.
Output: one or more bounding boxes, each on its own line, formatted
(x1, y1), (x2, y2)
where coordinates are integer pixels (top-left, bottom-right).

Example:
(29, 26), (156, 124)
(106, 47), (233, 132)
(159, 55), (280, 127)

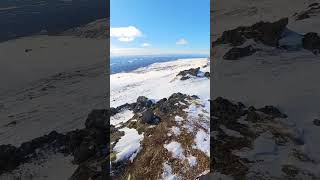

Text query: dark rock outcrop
(85, 109), (109, 130)
(294, 3), (320, 21)
(210, 97), (305, 179)
(302, 32), (320, 54)
(313, 119), (320, 126)
(223, 45), (259, 60)
(0, 109), (110, 179)
(177, 67), (200, 80)
(0, 130), (67, 174)
(258, 105), (288, 118)
(156, 93), (189, 114)
(0, 145), (21, 174)
(141, 109), (160, 125)
(204, 72), (210, 78)
(215, 18), (289, 47)
(133, 96), (154, 113)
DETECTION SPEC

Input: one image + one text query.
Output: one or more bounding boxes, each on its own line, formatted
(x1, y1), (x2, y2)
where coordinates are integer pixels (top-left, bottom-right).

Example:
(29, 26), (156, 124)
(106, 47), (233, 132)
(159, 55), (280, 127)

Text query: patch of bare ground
(111, 93), (210, 179)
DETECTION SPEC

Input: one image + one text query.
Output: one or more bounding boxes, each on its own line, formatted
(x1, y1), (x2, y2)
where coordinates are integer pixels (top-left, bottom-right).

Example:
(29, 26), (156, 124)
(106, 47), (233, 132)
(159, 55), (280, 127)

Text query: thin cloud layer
(141, 43), (151, 47)
(111, 26), (142, 42)
(176, 38), (188, 45)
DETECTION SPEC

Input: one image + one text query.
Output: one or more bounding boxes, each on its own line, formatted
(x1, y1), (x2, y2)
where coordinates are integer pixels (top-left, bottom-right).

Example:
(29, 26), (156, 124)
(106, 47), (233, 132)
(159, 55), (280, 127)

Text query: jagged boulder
(294, 3), (320, 21)
(85, 109), (109, 130)
(0, 145), (21, 173)
(141, 109), (160, 125)
(215, 18), (289, 47)
(223, 45), (258, 60)
(258, 105), (288, 118)
(211, 97), (245, 120)
(302, 32), (320, 54)
(204, 72), (210, 78)
(133, 96), (154, 113)
(157, 93), (189, 114)
(313, 119), (320, 126)
(177, 67), (200, 80)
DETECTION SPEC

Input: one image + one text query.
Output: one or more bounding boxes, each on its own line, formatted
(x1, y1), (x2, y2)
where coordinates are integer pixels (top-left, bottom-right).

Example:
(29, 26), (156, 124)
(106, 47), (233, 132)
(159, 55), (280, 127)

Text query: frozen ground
(110, 58), (210, 179)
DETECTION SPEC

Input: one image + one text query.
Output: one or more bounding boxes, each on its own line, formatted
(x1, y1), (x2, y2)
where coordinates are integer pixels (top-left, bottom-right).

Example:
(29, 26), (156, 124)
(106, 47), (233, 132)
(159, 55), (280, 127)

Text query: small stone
(313, 119), (320, 126)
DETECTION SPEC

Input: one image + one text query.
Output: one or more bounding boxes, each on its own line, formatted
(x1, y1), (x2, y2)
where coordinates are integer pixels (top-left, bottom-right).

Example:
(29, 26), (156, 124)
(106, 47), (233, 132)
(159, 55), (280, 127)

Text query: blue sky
(110, 0), (210, 56)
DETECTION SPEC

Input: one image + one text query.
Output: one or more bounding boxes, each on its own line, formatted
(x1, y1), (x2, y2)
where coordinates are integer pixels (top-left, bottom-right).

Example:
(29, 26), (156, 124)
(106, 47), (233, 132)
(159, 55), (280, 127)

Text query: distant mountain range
(0, 0), (108, 42)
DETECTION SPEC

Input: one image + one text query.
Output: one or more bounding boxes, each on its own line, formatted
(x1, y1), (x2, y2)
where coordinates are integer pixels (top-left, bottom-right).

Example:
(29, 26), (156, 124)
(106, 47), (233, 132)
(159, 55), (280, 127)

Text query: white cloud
(111, 47), (209, 56)
(176, 38), (188, 45)
(111, 26), (142, 42)
(141, 43), (151, 47)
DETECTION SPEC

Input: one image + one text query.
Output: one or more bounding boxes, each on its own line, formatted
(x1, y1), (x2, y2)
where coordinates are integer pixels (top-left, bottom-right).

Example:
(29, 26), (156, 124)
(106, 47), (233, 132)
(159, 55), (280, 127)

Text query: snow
(110, 58), (210, 107)
(164, 141), (185, 160)
(110, 109), (134, 126)
(187, 155), (197, 167)
(211, 0), (320, 178)
(220, 125), (243, 138)
(182, 100), (210, 133)
(113, 127), (144, 162)
(174, 116), (184, 125)
(162, 162), (181, 180)
(170, 126), (181, 136)
(193, 129), (210, 157)
(279, 28), (304, 50)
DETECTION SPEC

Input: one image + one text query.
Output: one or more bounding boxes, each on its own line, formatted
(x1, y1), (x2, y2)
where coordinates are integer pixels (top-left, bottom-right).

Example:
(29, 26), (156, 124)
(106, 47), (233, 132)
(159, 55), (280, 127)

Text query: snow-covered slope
(111, 58), (210, 108)
(211, 0), (320, 179)
(110, 58), (210, 179)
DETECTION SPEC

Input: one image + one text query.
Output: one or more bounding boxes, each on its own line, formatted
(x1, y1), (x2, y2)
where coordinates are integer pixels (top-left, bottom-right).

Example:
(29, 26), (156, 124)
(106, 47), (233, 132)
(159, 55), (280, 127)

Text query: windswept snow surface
(110, 109), (134, 126)
(164, 141), (185, 160)
(162, 162), (181, 180)
(113, 127), (144, 162)
(193, 129), (210, 157)
(110, 58), (210, 107)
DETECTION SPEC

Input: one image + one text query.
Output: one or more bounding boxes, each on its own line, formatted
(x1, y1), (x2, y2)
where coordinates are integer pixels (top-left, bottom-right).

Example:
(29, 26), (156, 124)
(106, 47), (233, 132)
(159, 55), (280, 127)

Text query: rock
(223, 45), (258, 60)
(24, 48), (32, 53)
(69, 163), (100, 180)
(5, 121), (17, 127)
(251, 18), (289, 46)
(215, 29), (245, 46)
(296, 13), (310, 20)
(294, 3), (320, 21)
(72, 128), (108, 164)
(211, 97), (245, 120)
(282, 165), (299, 177)
(302, 32), (320, 54)
(177, 67), (200, 80)
(67, 129), (88, 153)
(258, 106), (287, 118)
(141, 109), (159, 125)
(18, 130), (66, 157)
(133, 96), (153, 113)
(246, 110), (261, 123)
(215, 18), (289, 47)
(313, 119), (320, 126)
(157, 93), (189, 114)
(204, 72), (210, 78)
(73, 141), (96, 164)
(85, 109), (109, 130)
(0, 145), (22, 173)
